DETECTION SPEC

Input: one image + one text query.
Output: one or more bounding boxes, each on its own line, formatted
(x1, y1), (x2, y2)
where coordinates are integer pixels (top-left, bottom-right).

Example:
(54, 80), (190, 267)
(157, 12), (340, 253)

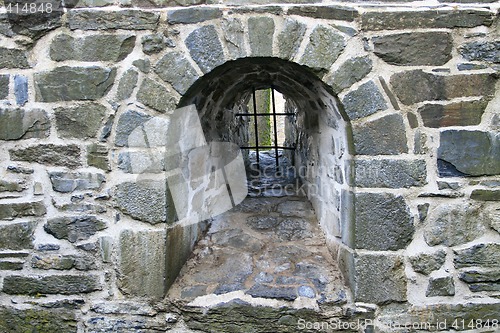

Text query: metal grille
(236, 87), (295, 167)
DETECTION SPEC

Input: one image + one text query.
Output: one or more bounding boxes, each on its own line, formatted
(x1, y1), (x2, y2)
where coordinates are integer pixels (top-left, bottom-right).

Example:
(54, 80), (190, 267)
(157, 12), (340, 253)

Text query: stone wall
(0, 0), (499, 331)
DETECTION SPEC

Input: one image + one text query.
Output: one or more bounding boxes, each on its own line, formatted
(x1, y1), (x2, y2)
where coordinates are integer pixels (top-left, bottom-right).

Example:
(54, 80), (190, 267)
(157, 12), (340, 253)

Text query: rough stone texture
(354, 254), (407, 304)
(0, 107), (50, 140)
(373, 32), (452, 66)
(354, 192), (413, 251)
(459, 41), (500, 63)
(114, 110), (152, 147)
(0, 307), (77, 333)
(31, 254), (97, 271)
(34, 66), (116, 102)
(3, 274), (101, 295)
(0, 74), (8, 99)
(246, 284), (297, 301)
(355, 159), (426, 188)
(457, 62), (488, 71)
(459, 270), (500, 292)
(0, 47), (30, 69)
(390, 70), (496, 105)
(14, 75), (28, 106)
(426, 276), (455, 297)
(44, 216), (107, 243)
(221, 17), (247, 59)
(418, 99), (487, 128)
(248, 17), (275, 57)
(87, 143), (110, 171)
(0, 179), (25, 193)
(117, 151), (164, 174)
(55, 103), (107, 139)
(50, 34), (135, 62)
(409, 250), (446, 275)
(49, 172), (105, 193)
(115, 69), (138, 101)
(300, 25), (345, 71)
(0, 221), (36, 250)
(454, 243), (500, 269)
(137, 77), (178, 113)
(0, 201), (46, 220)
(342, 80), (387, 120)
(185, 25), (224, 73)
(9, 144), (81, 168)
(155, 52), (199, 94)
(471, 189), (500, 201)
(361, 9), (494, 30)
(114, 181), (169, 224)
(277, 19), (306, 60)
(68, 10), (159, 30)
(141, 33), (173, 55)
(352, 114), (408, 155)
(118, 229), (168, 299)
(326, 56), (372, 93)
(287, 5), (358, 22)
(438, 130), (500, 176)
(424, 203), (488, 247)
(167, 7), (222, 24)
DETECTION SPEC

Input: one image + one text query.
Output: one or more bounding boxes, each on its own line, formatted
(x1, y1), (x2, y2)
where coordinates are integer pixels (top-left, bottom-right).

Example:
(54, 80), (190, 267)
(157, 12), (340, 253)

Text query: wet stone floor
(168, 151), (348, 309)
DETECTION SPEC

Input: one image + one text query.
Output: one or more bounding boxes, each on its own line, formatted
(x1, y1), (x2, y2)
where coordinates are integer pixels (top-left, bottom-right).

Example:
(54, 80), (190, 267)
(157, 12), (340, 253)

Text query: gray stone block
(326, 56), (372, 93)
(300, 25), (345, 71)
(9, 144), (81, 168)
(426, 276), (455, 297)
(454, 243), (500, 269)
(0, 74), (8, 99)
(0, 202), (46, 220)
(352, 114), (408, 155)
(185, 25), (224, 73)
(167, 7), (222, 24)
(31, 254), (96, 271)
(34, 66), (116, 102)
(459, 270), (500, 292)
(155, 52), (199, 94)
(355, 159), (426, 188)
(0, 47), (30, 69)
(68, 10), (159, 30)
(373, 32), (452, 66)
(409, 250), (446, 275)
(49, 171), (105, 193)
(0, 307), (77, 332)
(141, 33), (172, 55)
(459, 41), (500, 63)
(354, 192), (413, 251)
(87, 143), (110, 171)
(44, 216), (107, 243)
(14, 75), (28, 106)
(288, 5), (358, 21)
(354, 253), (407, 304)
(0, 107), (50, 140)
(277, 19), (306, 60)
(418, 99), (487, 128)
(246, 284), (297, 301)
(55, 103), (107, 139)
(3, 274), (101, 295)
(114, 110), (151, 147)
(342, 80), (387, 120)
(137, 77), (177, 113)
(0, 221), (36, 250)
(248, 17), (275, 57)
(471, 189), (500, 201)
(221, 17), (247, 59)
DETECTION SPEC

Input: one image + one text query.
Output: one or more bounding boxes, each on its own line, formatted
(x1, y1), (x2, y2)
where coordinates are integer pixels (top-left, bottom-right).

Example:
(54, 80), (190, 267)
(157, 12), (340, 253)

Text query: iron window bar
(236, 86), (296, 167)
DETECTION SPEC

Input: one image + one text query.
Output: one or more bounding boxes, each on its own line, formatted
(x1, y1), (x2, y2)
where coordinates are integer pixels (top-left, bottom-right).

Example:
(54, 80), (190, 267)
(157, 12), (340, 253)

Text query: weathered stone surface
(50, 34), (135, 62)
(185, 25), (224, 73)
(342, 80), (387, 120)
(424, 203), (488, 247)
(3, 274), (101, 294)
(133, 58), (150, 73)
(55, 103), (107, 139)
(300, 25), (345, 71)
(87, 143), (110, 171)
(277, 18), (306, 60)
(438, 130), (500, 176)
(141, 33), (173, 55)
(0, 221), (36, 250)
(0, 306), (77, 332)
(246, 284), (297, 301)
(9, 144), (81, 168)
(354, 254), (407, 303)
(426, 276), (455, 297)
(137, 77), (177, 112)
(0, 74), (8, 99)
(155, 52), (199, 94)
(418, 100), (487, 128)
(68, 10), (159, 30)
(44, 216), (107, 243)
(352, 114), (408, 155)
(35, 66), (116, 102)
(288, 5), (358, 21)
(409, 250), (446, 275)
(49, 172), (105, 193)
(459, 270), (500, 292)
(0, 260), (24, 270)
(118, 229), (167, 299)
(248, 16), (275, 57)
(167, 7), (222, 24)
(277, 218), (313, 241)
(373, 32), (452, 66)
(221, 17), (246, 59)
(0, 47), (30, 68)
(457, 63), (488, 71)
(471, 189), (500, 201)
(116, 69), (138, 101)
(0, 107), (50, 140)
(14, 75), (28, 106)
(0, 202), (46, 220)
(454, 243), (500, 269)
(354, 193), (413, 251)
(31, 254), (96, 271)
(355, 159), (426, 188)
(361, 9), (494, 30)
(326, 56), (372, 93)
(114, 110), (152, 147)
(459, 41), (500, 63)
(390, 70), (496, 105)
(0, 179), (25, 193)
(118, 151), (164, 174)
(114, 181), (169, 224)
